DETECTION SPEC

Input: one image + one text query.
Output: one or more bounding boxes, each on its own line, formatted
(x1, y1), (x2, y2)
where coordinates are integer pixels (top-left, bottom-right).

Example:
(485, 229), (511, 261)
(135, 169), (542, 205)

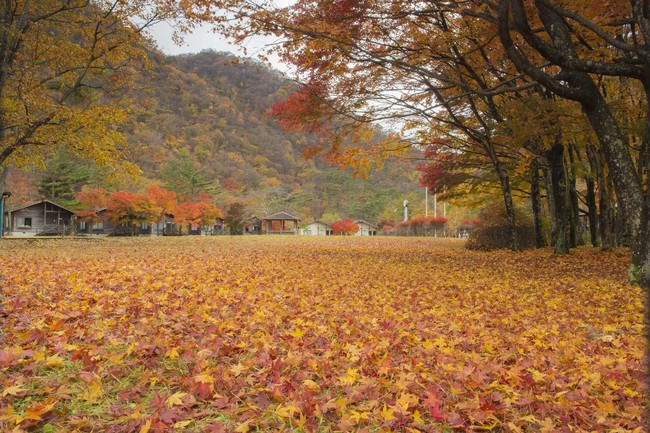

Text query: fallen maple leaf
(2, 385), (26, 397)
(166, 392), (187, 407)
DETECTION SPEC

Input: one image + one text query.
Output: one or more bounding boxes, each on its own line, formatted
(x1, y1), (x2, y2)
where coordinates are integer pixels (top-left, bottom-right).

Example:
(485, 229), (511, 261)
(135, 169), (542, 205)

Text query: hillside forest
(3, 50), (433, 228)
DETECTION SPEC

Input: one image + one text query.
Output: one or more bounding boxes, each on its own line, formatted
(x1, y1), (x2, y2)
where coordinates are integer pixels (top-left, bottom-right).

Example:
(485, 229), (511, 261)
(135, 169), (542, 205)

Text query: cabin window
(79, 221), (87, 230)
(92, 222), (104, 230)
(23, 217), (32, 227)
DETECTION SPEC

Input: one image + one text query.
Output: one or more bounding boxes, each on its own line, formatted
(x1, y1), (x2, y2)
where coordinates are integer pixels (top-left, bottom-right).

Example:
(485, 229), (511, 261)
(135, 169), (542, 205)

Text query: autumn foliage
(75, 186), (222, 235)
(387, 216), (448, 237)
(331, 218), (359, 235)
(0, 237), (644, 432)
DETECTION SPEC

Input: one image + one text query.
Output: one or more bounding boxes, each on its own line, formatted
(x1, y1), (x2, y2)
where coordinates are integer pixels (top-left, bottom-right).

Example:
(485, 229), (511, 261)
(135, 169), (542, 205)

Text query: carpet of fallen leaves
(0, 236), (646, 433)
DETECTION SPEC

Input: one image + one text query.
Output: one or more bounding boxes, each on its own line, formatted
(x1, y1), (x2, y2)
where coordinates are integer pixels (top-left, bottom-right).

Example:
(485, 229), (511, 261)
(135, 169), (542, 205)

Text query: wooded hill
(11, 50), (423, 225)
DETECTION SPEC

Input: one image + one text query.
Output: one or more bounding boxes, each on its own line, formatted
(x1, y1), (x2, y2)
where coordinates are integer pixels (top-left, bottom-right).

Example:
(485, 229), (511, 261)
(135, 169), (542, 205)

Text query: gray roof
(262, 211), (301, 221)
(354, 219), (378, 228)
(10, 199), (76, 215)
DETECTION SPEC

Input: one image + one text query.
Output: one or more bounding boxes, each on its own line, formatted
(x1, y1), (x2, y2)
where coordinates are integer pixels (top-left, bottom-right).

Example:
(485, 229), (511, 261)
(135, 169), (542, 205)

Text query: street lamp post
(0, 191), (11, 238)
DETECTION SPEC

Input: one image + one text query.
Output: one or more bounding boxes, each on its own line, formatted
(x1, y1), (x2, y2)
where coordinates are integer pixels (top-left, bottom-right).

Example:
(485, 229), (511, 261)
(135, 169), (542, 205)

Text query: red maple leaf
(422, 390), (446, 421)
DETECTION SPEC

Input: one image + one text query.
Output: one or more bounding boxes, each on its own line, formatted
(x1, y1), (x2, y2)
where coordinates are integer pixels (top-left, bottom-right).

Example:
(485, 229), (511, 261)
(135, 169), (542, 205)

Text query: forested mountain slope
(6, 50), (421, 224)
(123, 50), (421, 222)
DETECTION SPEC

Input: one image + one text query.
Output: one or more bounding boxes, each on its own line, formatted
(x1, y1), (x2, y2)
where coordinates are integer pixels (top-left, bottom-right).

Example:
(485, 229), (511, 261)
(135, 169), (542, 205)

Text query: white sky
(149, 22), (238, 56)
(147, 1), (296, 74)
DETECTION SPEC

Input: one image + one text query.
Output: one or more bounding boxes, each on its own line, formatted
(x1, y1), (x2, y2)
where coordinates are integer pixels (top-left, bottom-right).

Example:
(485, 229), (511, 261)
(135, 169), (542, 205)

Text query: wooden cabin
(262, 212), (300, 234)
(353, 219), (378, 236)
(301, 220), (332, 235)
(8, 200), (76, 236)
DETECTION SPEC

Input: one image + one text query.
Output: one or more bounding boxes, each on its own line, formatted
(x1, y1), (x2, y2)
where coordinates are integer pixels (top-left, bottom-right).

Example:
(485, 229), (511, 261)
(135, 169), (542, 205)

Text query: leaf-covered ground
(0, 237), (645, 432)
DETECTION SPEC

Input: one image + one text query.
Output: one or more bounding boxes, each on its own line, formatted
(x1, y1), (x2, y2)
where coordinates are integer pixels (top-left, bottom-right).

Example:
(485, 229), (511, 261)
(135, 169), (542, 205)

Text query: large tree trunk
(547, 139), (570, 254)
(530, 159), (546, 247)
(585, 174), (599, 247)
(580, 87), (643, 244)
(485, 141), (518, 251)
(567, 144), (584, 247)
(543, 166), (557, 243)
(630, 78), (650, 289)
(582, 145), (600, 247)
(587, 145), (614, 250)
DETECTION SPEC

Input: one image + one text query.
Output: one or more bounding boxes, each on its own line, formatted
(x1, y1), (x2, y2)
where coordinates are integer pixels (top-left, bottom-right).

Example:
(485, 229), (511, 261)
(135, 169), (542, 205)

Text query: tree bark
(498, 0), (644, 247)
(543, 166), (557, 243)
(530, 159), (546, 247)
(567, 144), (583, 247)
(579, 145), (600, 247)
(587, 145), (614, 251)
(581, 97), (643, 242)
(630, 76), (650, 288)
(484, 141), (518, 251)
(585, 174), (599, 248)
(547, 139), (570, 254)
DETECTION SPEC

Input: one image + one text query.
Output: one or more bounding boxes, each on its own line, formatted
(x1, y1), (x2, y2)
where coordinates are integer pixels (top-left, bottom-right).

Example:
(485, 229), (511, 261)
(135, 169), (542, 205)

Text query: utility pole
(425, 187), (428, 217)
(434, 194), (437, 218)
(0, 191), (11, 238)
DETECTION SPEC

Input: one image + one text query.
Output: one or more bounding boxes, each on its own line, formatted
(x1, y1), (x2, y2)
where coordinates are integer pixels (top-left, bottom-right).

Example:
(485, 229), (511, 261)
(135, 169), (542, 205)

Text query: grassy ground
(0, 236), (645, 432)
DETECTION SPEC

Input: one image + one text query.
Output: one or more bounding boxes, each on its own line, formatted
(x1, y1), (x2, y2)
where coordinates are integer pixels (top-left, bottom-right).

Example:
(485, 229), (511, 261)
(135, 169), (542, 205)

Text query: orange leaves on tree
(106, 190), (155, 227)
(270, 82), (328, 135)
(76, 186), (109, 224)
(331, 218), (359, 235)
(145, 185), (177, 217)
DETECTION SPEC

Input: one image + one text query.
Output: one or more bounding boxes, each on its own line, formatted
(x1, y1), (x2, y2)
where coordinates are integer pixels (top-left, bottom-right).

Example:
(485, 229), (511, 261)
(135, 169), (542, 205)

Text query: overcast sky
(148, 1), (296, 74)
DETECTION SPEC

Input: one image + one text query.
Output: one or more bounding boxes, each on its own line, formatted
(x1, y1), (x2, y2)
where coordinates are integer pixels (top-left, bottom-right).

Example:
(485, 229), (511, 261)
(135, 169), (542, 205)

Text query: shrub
(389, 216), (448, 236)
(466, 203), (536, 250)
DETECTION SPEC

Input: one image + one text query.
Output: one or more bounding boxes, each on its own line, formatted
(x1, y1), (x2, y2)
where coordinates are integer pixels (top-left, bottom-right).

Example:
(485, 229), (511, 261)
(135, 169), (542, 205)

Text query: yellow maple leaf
(166, 347), (180, 360)
(396, 393), (418, 411)
(44, 354), (64, 368)
(82, 380), (103, 402)
(24, 402), (56, 421)
(289, 328), (305, 338)
(230, 362), (246, 377)
(139, 419), (152, 433)
(380, 403), (395, 421)
(0, 405), (24, 425)
(2, 386), (26, 397)
(527, 368), (547, 383)
(166, 392), (187, 407)
(539, 417), (555, 433)
(412, 410), (425, 426)
(349, 410), (370, 422)
(235, 420), (252, 432)
(194, 373), (214, 384)
(302, 379), (320, 390)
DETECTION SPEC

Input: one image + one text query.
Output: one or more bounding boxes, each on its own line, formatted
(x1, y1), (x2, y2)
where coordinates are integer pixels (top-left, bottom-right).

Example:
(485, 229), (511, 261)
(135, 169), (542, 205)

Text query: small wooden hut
(262, 212), (300, 234)
(9, 200), (76, 236)
(353, 219), (378, 236)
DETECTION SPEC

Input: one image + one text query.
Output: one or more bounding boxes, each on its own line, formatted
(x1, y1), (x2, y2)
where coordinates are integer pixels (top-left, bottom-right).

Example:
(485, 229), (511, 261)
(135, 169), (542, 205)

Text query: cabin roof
(262, 211), (301, 221)
(10, 199), (76, 215)
(354, 219), (377, 228)
(307, 220), (331, 227)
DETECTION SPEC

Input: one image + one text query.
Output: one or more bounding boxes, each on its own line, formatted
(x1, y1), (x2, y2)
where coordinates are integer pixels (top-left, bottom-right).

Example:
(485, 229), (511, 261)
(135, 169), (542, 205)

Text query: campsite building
(8, 200), (76, 236)
(354, 219), (378, 236)
(302, 220), (332, 236)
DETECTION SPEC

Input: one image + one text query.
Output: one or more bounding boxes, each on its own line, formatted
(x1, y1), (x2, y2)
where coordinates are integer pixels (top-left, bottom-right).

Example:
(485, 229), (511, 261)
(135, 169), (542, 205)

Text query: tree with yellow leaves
(0, 0), (195, 185)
